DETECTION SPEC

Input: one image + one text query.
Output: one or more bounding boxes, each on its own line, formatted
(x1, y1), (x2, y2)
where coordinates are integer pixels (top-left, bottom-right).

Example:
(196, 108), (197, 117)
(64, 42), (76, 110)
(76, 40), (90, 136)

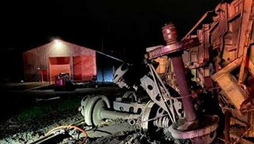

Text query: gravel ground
(0, 85), (227, 144)
(0, 106), (227, 144)
(0, 84), (124, 144)
(0, 108), (83, 144)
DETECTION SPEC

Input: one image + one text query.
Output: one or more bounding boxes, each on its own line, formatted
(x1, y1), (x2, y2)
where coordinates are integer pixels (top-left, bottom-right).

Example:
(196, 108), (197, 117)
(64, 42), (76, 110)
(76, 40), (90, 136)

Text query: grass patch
(15, 97), (81, 122)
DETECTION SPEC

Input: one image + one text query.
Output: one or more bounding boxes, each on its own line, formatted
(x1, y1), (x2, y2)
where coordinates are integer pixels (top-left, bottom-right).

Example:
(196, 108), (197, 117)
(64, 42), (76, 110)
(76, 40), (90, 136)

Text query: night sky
(0, 0), (221, 82)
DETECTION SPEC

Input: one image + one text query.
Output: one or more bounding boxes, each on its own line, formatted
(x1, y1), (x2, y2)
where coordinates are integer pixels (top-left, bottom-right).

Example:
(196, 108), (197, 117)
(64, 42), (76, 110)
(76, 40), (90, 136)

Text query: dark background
(0, 0), (221, 82)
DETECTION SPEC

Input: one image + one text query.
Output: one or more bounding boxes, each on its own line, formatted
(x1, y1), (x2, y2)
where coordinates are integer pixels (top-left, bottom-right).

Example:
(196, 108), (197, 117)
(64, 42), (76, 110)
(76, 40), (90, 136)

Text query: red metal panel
(23, 51), (40, 82)
(41, 70), (47, 82)
(49, 57), (70, 65)
(73, 55), (96, 81)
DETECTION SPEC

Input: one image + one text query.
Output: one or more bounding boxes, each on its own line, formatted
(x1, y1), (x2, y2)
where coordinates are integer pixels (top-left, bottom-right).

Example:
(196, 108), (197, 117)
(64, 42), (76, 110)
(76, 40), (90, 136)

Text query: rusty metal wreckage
(33, 0), (254, 143)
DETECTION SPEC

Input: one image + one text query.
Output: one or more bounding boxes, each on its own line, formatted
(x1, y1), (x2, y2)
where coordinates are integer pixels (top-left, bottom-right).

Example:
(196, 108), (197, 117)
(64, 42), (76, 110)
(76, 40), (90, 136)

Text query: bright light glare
(54, 39), (62, 48)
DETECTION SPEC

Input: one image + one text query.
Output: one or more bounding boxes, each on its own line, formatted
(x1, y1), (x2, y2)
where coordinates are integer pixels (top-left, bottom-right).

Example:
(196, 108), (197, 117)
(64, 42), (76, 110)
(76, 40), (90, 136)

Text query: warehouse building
(23, 39), (122, 83)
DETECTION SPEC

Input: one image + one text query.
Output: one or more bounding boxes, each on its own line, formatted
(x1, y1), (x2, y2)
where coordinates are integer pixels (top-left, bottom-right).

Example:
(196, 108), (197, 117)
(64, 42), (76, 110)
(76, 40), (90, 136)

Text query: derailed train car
(144, 0), (254, 143)
(106, 0), (254, 143)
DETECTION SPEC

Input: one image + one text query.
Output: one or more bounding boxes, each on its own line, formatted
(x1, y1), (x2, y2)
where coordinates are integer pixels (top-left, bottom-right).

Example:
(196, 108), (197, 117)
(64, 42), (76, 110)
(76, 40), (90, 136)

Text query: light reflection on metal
(147, 38), (200, 60)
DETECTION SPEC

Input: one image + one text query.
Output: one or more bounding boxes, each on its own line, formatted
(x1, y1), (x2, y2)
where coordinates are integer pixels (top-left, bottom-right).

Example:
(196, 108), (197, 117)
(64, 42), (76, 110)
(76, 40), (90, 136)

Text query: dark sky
(0, 0), (221, 81)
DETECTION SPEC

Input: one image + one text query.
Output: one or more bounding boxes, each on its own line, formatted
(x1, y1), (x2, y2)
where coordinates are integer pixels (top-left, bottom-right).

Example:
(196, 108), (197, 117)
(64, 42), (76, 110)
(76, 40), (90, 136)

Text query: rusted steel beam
(238, 21), (253, 84)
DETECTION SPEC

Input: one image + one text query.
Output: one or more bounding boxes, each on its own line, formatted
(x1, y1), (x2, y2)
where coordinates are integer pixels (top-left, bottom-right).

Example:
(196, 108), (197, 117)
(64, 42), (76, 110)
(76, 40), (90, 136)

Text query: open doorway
(49, 57), (71, 83)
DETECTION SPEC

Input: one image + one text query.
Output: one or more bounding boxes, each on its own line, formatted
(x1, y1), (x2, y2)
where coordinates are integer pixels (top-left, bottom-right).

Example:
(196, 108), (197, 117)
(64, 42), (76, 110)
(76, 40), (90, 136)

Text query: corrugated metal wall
(73, 55), (96, 81)
(23, 40), (96, 82)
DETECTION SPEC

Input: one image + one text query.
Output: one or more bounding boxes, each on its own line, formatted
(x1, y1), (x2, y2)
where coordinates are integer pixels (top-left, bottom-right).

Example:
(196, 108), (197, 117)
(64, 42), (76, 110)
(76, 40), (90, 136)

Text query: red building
(23, 39), (121, 83)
